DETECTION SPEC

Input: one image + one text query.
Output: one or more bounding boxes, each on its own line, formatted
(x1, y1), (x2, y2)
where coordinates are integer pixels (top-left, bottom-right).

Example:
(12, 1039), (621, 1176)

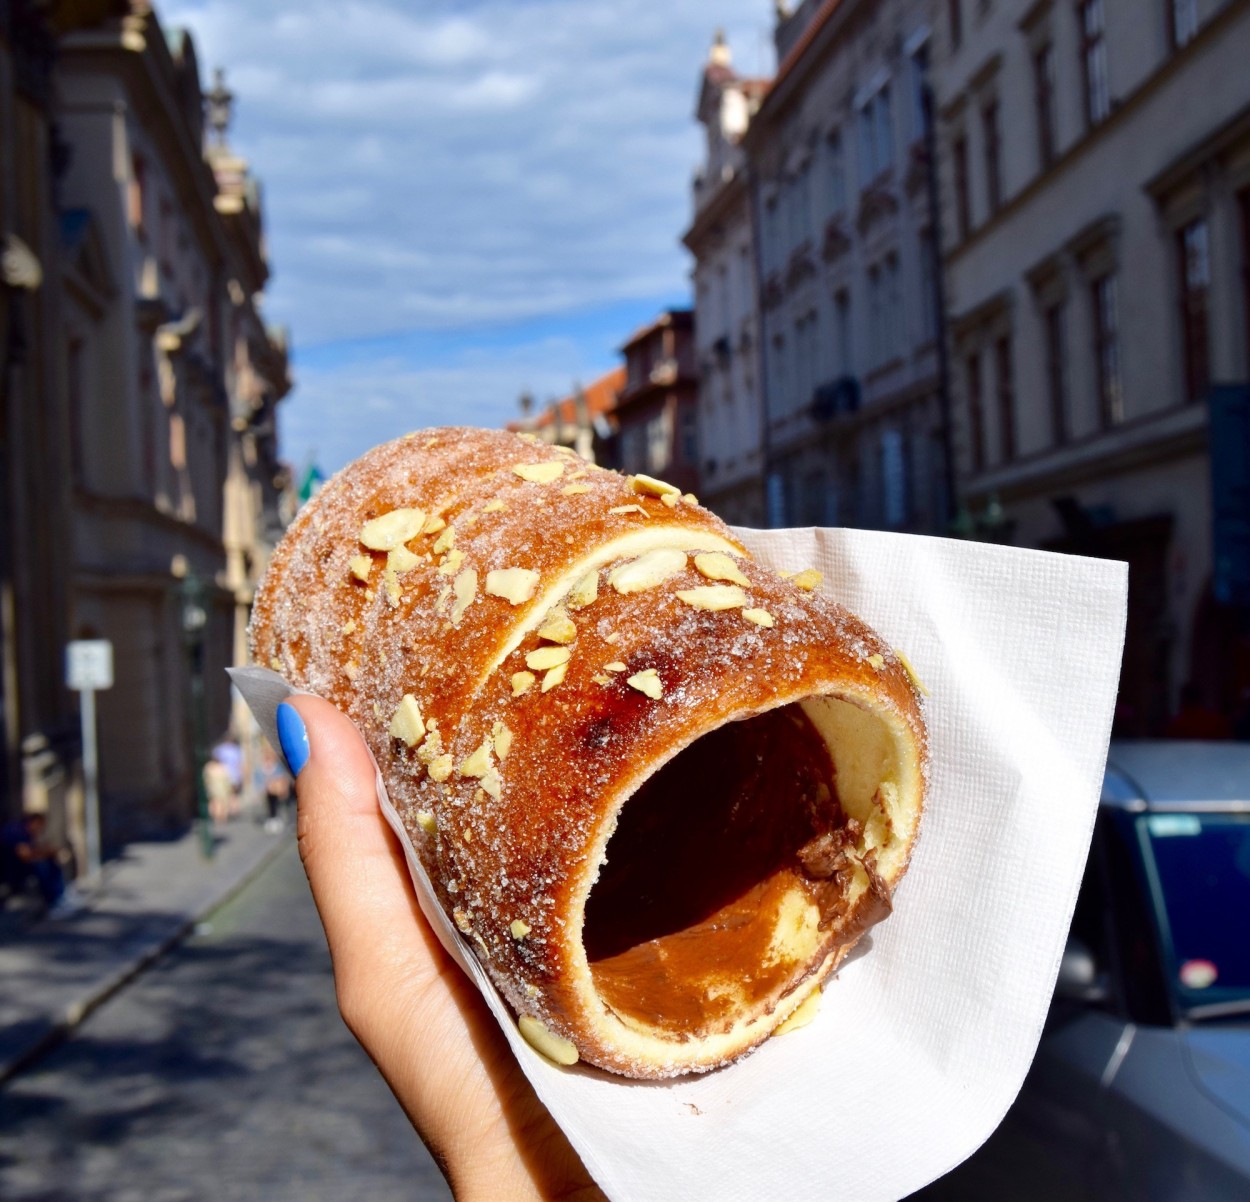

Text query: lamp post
(178, 566), (213, 858)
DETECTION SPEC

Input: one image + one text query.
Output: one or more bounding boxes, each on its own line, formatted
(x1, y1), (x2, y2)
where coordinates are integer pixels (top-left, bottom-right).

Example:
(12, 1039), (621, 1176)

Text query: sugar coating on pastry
(250, 427), (927, 1078)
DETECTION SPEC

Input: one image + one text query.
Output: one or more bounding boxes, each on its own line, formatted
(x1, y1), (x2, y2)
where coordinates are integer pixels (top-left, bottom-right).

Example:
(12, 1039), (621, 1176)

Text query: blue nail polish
(276, 702), (309, 777)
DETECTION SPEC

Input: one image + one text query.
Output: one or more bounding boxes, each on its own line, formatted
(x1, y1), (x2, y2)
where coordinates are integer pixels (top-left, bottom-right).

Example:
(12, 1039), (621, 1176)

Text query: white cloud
(160, 0), (776, 470)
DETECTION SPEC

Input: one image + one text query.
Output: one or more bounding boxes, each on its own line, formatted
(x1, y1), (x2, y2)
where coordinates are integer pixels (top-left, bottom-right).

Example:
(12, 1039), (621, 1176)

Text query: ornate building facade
(684, 33), (769, 527)
(1, 0), (290, 855)
(741, 0), (947, 534)
(934, 0), (1250, 732)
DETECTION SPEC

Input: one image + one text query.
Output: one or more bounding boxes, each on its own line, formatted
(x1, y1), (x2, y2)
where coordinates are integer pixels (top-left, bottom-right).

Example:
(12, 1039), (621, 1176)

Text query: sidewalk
(0, 808), (290, 1084)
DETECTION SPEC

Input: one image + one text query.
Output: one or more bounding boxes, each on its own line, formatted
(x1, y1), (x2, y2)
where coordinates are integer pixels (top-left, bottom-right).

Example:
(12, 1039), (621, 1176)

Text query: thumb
(276, 695), (453, 1015)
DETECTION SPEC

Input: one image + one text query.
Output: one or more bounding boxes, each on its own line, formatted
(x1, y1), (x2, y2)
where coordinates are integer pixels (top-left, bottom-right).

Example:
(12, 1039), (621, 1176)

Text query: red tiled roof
(507, 365), (624, 434)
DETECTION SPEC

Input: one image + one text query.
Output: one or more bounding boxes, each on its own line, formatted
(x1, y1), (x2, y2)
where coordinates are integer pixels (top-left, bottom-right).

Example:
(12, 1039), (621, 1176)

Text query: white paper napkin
(232, 526), (1127, 1202)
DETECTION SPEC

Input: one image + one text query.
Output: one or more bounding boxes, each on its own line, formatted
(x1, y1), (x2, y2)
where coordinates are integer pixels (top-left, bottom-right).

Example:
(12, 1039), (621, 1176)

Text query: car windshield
(1136, 811), (1250, 1016)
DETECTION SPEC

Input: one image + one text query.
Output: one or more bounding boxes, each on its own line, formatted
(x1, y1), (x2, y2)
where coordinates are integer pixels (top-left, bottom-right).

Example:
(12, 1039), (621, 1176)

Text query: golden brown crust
(251, 427), (927, 1078)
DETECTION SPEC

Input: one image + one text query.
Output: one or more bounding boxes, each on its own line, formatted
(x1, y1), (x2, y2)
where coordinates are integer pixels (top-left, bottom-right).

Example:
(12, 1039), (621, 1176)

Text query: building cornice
(683, 169), (749, 252)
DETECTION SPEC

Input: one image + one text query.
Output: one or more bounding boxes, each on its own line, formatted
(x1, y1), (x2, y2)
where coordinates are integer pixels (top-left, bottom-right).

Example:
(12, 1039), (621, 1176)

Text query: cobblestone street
(0, 841), (452, 1201)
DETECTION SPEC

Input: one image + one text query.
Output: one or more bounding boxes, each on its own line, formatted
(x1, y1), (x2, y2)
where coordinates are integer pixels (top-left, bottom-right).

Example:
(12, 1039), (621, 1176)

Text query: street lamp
(177, 564), (214, 858)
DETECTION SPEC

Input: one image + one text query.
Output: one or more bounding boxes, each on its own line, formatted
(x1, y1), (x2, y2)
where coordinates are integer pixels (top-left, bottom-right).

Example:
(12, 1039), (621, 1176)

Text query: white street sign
(66, 639), (114, 692)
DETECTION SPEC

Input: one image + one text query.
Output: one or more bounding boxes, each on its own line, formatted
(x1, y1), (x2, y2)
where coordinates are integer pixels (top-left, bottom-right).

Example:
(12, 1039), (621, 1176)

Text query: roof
(1103, 741), (1250, 809)
(619, 308), (693, 354)
(507, 365), (624, 435)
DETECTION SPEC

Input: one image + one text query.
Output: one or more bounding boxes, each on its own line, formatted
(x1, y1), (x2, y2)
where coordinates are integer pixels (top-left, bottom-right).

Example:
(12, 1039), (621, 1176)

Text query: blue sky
(162, 0), (776, 476)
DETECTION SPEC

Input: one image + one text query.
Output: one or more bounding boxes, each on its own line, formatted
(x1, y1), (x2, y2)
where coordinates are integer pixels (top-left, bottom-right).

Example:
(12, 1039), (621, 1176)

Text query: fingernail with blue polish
(276, 702), (309, 777)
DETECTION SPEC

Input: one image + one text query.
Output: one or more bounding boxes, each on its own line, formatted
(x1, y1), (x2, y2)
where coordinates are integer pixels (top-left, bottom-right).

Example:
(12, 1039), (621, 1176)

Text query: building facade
(934, 0), (1250, 732)
(0, 0), (290, 855)
(615, 309), (701, 493)
(684, 32), (769, 527)
(742, 0), (948, 534)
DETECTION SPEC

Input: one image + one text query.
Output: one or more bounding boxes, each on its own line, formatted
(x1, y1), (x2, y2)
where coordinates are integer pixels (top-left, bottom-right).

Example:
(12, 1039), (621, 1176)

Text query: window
(885, 253), (902, 362)
(834, 289), (853, 374)
(875, 84), (894, 174)
(1169, 0), (1198, 50)
(868, 265), (883, 366)
(919, 229), (939, 341)
(909, 41), (930, 145)
(680, 406), (698, 464)
(857, 82), (895, 185)
(982, 99), (1002, 215)
(1080, 0), (1110, 128)
(772, 333), (788, 413)
(1178, 217), (1211, 402)
(827, 130), (846, 214)
(1046, 301), (1070, 442)
(764, 197), (780, 273)
(1092, 273), (1123, 426)
(1034, 42), (1057, 170)
(953, 135), (972, 240)
(881, 429), (909, 528)
(994, 336), (1015, 461)
(949, 0), (963, 50)
(966, 352), (985, 471)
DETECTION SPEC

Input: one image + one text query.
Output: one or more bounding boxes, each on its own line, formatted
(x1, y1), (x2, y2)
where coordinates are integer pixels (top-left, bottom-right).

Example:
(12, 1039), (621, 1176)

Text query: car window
(1136, 812), (1250, 1014)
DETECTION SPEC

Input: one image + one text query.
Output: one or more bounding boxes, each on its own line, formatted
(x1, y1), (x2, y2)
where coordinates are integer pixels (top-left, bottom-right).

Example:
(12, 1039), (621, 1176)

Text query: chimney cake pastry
(250, 427), (927, 1078)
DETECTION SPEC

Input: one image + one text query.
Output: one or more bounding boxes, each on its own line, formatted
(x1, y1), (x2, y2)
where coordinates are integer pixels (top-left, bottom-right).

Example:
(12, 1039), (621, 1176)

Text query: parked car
(911, 741), (1250, 1200)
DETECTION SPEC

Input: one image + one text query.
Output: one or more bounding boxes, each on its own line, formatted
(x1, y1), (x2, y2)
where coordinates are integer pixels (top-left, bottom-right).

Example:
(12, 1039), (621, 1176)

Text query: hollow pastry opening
(583, 696), (901, 1041)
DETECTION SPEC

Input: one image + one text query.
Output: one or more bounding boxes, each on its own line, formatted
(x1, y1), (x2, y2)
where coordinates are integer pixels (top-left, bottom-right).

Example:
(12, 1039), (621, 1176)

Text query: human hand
(277, 695), (604, 1202)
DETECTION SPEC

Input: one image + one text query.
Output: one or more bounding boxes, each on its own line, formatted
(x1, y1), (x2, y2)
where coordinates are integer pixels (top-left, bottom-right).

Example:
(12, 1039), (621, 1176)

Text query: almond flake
(269, 656), (282, 671)
(792, 568), (823, 591)
(432, 526), (455, 555)
(517, 431), (539, 443)
(436, 548), (465, 576)
(511, 671), (536, 697)
(513, 461), (565, 483)
(344, 660), (359, 681)
(509, 919), (531, 939)
(526, 645), (571, 671)
(567, 569), (599, 609)
(743, 607), (775, 628)
(388, 694), (426, 747)
(453, 909), (472, 933)
(417, 730), (444, 764)
(387, 546), (420, 573)
(604, 631), (622, 644)
(415, 810), (436, 835)
(349, 555), (373, 583)
(676, 584), (747, 611)
(541, 662), (568, 692)
(485, 567), (540, 605)
(604, 661), (627, 672)
(341, 619), (356, 635)
(660, 492), (679, 508)
(608, 504), (648, 517)
(492, 722), (514, 760)
(608, 548), (687, 594)
(449, 568), (478, 624)
(383, 571), (402, 606)
(626, 669), (663, 699)
(537, 609), (576, 644)
(562, 483), (591, 496)
(567, 469), (588, 480)
(480, 770), (502, 800)
(459, 740), (494, 779)
(592, 673), (612, 685)
(423, 515), (447, 535)
(483, 499), (507, 513)
(694, 552), (750, 588)
(359, 507), (426, 551)
(682, 493), (698, 505)
(867, 653), (885, 670)
(630, 473), (680, 498)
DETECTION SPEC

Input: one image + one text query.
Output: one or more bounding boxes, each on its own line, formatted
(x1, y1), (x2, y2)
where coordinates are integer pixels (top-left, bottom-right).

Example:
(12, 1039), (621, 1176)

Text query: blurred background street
(0, 834), (450, 1202)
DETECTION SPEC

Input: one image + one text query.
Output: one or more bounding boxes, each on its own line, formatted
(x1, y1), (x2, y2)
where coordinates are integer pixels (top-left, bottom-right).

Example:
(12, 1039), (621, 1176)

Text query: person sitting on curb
(0, 811), (85, 919)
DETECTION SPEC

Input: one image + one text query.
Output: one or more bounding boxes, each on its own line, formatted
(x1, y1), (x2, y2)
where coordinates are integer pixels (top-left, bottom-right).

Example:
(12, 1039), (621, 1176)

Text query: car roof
(1102, 740), (1250, 811)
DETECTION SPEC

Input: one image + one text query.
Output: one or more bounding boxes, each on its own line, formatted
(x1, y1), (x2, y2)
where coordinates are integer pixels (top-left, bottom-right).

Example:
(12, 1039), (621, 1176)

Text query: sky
(162, 0), (778, 478)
